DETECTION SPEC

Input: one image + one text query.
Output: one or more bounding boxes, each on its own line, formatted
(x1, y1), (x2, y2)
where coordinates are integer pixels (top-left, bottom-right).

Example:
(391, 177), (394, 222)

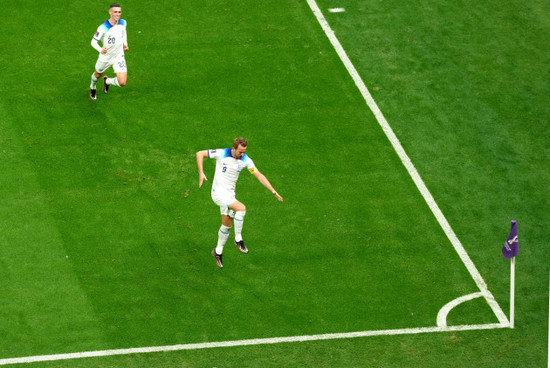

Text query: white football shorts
(95, 54), (127, 74)
(211, 189), (236, 217)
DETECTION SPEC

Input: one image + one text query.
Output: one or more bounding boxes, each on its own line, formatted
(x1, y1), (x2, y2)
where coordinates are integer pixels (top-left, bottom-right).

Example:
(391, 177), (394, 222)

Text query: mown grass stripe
(305, 0), (508, 325)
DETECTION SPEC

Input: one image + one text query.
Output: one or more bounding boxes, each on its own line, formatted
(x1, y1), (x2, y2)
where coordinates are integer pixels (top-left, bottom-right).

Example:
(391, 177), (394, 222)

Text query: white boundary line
(305, 0), (509, 326)
(0, 3), (511, 366)
(0, 324), (508, 365)
(437, 292), (484, 327)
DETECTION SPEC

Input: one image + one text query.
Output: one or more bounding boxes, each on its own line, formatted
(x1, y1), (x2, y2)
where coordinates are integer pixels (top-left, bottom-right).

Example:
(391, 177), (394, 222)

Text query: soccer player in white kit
(89, 3), (129, 100)
(196, 138), (283, 269)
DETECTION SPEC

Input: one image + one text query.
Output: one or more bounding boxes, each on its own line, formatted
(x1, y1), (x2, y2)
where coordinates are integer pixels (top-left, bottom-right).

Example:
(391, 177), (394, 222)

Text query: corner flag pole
(510, 256), (515, 328)
(501, 219), (518, 329)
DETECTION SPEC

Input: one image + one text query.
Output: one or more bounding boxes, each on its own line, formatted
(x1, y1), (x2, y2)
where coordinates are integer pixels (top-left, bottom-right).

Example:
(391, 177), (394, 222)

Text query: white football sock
(216, 225), (231, 254)
(90, 73), (98, 89)
(106, 77), (120, 87)
(234, 211), (246, 242)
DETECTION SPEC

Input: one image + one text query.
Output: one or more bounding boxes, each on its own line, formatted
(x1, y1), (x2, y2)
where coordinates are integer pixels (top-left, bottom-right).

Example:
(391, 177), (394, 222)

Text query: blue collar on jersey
(223, 148), (248, 161)
(103, 18), (126, 29)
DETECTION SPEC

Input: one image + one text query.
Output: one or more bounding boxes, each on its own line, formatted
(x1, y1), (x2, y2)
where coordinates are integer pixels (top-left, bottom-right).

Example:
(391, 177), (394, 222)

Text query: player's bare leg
(116, 72), (127, 86)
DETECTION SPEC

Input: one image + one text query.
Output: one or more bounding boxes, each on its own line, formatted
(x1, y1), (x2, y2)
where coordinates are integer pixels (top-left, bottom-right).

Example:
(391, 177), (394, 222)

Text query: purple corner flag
(502, 220), (518, 260)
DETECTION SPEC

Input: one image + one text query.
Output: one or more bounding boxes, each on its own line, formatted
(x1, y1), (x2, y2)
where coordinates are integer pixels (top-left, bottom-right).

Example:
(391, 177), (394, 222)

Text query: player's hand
(198, 173), (208, 188)
(101, 47), (108, 55)
(272, 191), (283, 202)
(124, 45), (129, 51)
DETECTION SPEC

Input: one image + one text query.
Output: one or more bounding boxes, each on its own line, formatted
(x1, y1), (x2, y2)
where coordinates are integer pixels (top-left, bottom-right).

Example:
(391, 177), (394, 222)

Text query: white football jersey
(208, 148), (256, 195)
(93, 19), (127, 61)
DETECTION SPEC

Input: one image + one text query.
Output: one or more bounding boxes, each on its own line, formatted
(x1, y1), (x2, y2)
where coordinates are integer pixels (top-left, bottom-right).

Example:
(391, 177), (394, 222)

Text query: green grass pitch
(0, 0), (548, 367)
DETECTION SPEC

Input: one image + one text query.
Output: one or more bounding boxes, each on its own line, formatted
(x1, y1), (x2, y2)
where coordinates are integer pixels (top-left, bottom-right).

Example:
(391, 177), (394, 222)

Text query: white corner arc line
(0, 324), (508, 366)
(437, 292), (484, 327)
(305, 0), (509, 326)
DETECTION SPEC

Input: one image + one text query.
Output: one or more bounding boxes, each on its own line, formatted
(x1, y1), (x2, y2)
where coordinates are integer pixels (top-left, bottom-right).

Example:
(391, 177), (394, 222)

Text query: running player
(89, 3), (129, 100)
(196, 138), (284, 268)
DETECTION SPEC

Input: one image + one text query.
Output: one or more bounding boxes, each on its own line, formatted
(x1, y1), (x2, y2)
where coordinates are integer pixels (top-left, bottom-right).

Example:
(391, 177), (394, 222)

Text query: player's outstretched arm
(196, 150), (209, 188)
(253, 170), (283, 202)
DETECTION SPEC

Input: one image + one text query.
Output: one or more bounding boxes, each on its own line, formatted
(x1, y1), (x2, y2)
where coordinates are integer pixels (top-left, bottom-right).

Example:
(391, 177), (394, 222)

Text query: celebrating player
(89, 3), (129, 100)
(196, 138), (284, 269)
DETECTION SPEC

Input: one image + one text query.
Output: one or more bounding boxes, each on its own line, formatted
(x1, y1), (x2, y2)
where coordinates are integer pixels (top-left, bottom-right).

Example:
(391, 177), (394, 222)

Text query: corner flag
(502, 220), (518, 328)
(502, 220), (518, 260)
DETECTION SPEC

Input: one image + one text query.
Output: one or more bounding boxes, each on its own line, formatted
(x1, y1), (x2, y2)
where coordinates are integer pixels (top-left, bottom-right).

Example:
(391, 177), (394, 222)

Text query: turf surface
(0, 0), (548, 366)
